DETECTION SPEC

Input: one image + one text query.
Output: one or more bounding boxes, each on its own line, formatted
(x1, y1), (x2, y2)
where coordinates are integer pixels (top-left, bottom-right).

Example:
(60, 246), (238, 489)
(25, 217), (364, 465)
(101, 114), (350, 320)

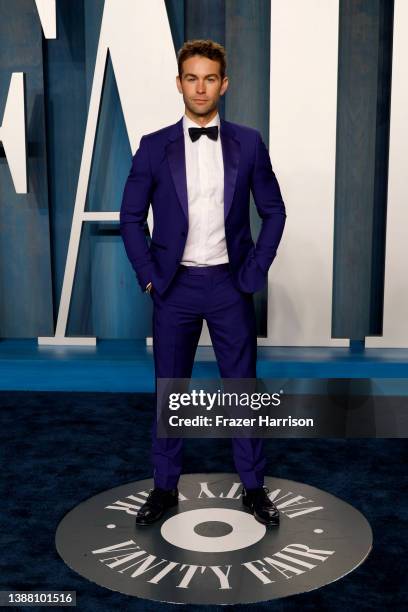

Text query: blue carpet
(0, 391), (406, 610)
(3, 340), (408, 392)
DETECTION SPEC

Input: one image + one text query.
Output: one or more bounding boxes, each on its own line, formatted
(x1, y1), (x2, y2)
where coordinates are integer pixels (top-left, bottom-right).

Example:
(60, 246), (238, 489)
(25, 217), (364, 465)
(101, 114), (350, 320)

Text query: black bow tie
(188, 125), (219, 142)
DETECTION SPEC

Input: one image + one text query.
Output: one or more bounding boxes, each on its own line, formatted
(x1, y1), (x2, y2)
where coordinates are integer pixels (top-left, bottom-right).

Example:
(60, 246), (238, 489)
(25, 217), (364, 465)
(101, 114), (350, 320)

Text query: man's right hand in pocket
(145, 281), (153, 295)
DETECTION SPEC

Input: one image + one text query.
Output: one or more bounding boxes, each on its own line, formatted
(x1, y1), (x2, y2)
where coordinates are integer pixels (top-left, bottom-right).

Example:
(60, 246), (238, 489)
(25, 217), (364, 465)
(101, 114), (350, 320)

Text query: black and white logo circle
(56, 474), (372, 605)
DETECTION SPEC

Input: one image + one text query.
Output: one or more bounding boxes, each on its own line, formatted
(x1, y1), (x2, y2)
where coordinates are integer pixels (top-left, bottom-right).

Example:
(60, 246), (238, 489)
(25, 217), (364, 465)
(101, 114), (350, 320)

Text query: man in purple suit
(120, 40), (286, 526)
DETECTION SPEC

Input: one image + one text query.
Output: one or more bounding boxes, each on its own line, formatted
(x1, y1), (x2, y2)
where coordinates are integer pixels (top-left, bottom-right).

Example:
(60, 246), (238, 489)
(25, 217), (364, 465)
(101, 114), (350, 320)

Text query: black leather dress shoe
(242, 486), (280, 526)
(135, 487), (178, 525)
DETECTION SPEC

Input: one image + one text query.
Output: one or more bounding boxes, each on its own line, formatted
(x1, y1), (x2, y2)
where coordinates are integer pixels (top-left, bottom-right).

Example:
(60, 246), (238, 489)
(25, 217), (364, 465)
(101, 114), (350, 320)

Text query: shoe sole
(135, 518), (158, 526)
(254, 514), (280, 527)
(242, 501), (280, 527)
(135, 501), (178, 526)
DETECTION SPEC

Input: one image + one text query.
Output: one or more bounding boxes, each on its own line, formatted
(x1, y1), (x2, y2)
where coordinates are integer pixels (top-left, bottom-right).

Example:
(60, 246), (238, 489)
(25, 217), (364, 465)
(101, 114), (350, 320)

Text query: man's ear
(220, 76), (229, 96)
(176, 75), (183, 94)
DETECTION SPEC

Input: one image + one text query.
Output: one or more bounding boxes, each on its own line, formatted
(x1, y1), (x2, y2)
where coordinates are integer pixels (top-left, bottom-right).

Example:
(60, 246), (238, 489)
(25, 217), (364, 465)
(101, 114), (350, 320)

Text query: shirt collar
(183, 112), (220, 135)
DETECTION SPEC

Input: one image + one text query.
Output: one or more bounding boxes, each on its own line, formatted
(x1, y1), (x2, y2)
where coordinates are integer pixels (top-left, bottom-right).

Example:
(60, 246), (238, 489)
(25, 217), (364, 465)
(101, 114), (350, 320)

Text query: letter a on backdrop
(38, 0), (182, 345)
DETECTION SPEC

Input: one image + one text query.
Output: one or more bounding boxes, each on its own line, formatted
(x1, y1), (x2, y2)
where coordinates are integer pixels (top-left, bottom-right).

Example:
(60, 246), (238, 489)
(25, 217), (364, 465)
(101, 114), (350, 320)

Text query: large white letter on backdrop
(259, 0), (348, 347)
(38, 0), (183, 345)
(0, 73), (27, 194)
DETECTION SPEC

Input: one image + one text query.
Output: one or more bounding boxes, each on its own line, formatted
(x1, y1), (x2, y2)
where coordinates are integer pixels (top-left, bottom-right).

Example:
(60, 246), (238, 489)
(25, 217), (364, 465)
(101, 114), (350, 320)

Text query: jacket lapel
(220, 118), (240, 220)
(166, 118), (189, 221)
(166, 116), (240, 222)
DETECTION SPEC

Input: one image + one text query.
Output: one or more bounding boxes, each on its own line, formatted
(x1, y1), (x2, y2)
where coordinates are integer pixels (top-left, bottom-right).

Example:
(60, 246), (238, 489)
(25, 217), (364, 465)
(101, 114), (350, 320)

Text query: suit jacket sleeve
(250, 131), (287, 275)
(120, 135), (154, 292)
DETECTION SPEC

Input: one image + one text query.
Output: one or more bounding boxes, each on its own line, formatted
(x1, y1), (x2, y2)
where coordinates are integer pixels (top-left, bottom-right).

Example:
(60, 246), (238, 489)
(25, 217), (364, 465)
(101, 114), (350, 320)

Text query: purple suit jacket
(120, 116), (286, 296)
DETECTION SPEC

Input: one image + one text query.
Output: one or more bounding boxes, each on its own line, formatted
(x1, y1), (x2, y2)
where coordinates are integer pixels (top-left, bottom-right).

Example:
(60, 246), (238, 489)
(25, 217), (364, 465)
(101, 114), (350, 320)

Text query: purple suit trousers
(150, 263), (266, 490)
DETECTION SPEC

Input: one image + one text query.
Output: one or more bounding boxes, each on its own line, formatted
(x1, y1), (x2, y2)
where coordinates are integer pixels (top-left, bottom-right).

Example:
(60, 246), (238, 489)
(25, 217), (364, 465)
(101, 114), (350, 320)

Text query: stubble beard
(185, 97), (218, 121)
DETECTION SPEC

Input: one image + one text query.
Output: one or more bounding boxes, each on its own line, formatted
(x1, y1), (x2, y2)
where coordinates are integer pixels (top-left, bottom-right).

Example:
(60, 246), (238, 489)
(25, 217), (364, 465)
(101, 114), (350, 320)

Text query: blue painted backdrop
(0, 0), (393, 342)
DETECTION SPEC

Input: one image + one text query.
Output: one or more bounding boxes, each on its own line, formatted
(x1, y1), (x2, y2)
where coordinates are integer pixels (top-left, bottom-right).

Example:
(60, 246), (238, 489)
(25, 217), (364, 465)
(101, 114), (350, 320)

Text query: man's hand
(145, 281), (153, 294)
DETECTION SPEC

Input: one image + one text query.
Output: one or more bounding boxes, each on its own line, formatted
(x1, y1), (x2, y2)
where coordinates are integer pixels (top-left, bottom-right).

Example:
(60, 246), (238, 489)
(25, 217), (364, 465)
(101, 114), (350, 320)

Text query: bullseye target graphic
(161, 507), (266, 552)
(56, 474), (372, 605)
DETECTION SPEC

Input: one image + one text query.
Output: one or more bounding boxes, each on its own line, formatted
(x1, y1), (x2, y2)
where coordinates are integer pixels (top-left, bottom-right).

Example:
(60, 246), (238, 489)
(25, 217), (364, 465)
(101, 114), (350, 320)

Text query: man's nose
(196, 81), (206, 93)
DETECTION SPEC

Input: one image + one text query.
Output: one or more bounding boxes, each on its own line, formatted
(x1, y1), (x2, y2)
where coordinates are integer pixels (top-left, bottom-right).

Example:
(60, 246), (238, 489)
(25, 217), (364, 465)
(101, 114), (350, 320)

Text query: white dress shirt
(181, 112), (229, 266)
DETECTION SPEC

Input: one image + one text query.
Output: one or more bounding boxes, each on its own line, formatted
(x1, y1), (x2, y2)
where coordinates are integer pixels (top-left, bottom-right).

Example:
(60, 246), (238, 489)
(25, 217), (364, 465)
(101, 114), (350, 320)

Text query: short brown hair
(177, 39), (226, 79)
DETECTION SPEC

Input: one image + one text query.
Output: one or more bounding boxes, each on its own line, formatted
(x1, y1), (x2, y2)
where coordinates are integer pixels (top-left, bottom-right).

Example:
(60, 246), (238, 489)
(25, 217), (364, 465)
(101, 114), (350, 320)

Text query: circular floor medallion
(56, 473), (373, 605)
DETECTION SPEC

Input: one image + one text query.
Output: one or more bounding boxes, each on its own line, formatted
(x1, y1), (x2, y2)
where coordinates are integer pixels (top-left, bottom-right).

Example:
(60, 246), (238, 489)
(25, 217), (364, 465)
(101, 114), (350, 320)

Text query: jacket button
(181, 231), (186, 237)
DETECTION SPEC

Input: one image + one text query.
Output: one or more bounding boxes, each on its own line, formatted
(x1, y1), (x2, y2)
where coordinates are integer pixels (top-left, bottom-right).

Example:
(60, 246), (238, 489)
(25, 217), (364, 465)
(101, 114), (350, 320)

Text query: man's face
(176, 55), (228, 118)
